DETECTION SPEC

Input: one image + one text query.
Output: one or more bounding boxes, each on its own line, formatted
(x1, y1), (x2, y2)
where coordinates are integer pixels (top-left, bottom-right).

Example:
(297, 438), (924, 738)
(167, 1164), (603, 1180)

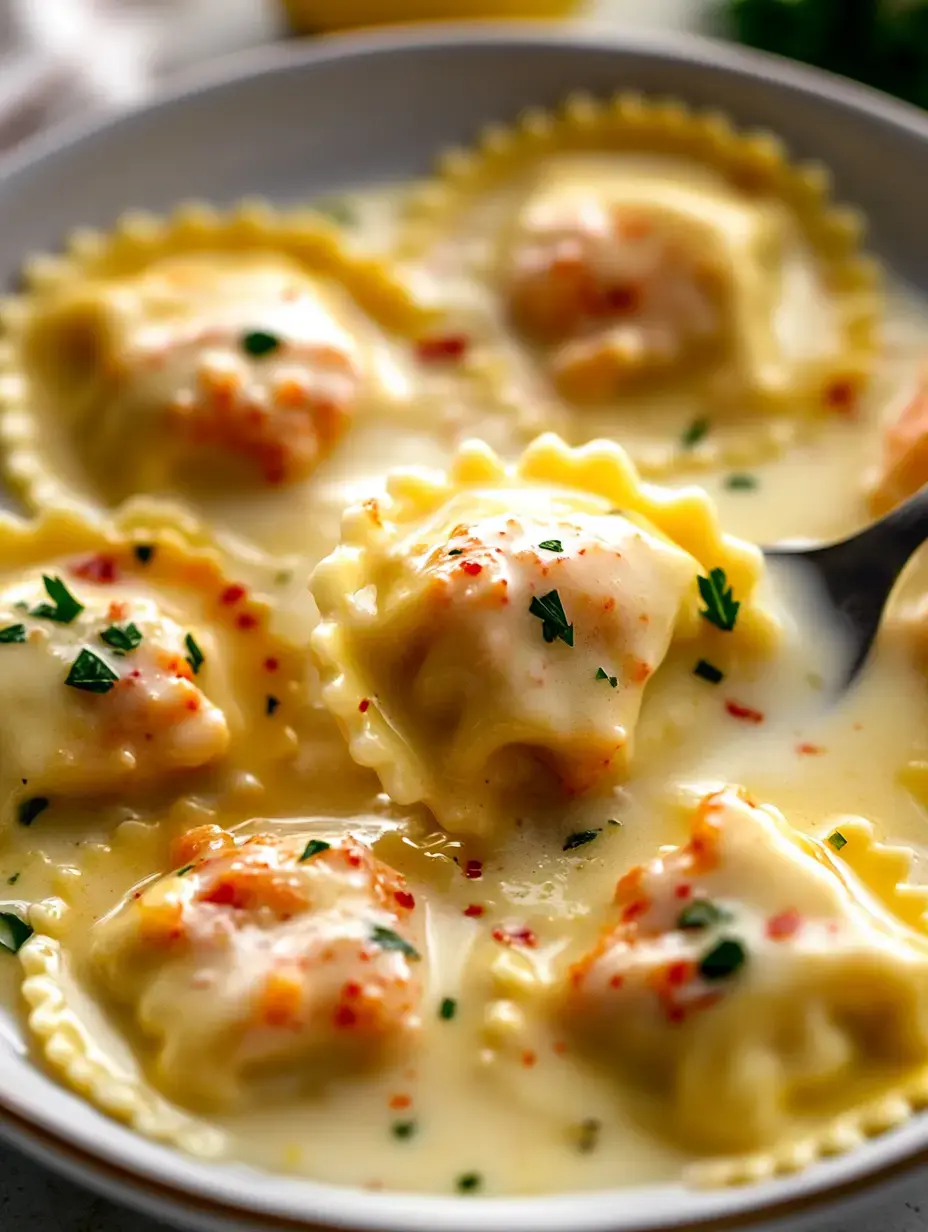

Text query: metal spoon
(764, 484), (928, 692)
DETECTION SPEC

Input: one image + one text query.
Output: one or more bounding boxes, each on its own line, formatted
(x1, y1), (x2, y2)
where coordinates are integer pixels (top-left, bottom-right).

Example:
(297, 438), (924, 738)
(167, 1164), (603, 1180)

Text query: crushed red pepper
(725, 699), (765, 724)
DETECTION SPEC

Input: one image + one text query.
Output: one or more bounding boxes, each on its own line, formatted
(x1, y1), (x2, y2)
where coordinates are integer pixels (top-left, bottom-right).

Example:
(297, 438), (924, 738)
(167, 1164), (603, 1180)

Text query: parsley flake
(439, 996), (457, 1021)
(100, 622), (142, 655)
(314, 196), (357, 226)
(681, 417), (709, 448)
(6, 873), (19, 886)
(242, 330), (281, 357)
(0, 912), (33, 955)
(828, 830), (848, 851)
(725, 473), (758, 492)
(299, 839), (331, 862)
(693, 659), (724, 684)
(392, 1119), (417, 1141)
(677, 899), (727, 930)
(175, 864), (195, 877)
(185, 633), (204, 675)
(370, 925), (421, 962)
(699, 937), (746, 981)
(17, 797), (48, 827)
(30, 575), (84, 624)
(529, 589), (574, 647)
(575, 1117), (602, 1154)
(266, 694), (280, 717)
(697, 568), (740, 632)
(447, 548), (463, 557)
(0, 624), (26, 643)
(133, 544), (155, 565)
(563, 829), (601, 852)
(456, 1172), (482, 1194)
(596, 667), (618, 688)
(538, 539), (563, 552)
(65, 649), (118, 694)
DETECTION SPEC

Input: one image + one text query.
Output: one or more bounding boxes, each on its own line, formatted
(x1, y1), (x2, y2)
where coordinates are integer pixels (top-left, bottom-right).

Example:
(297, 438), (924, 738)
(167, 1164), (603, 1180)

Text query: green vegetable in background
(726, 0), (928, 109)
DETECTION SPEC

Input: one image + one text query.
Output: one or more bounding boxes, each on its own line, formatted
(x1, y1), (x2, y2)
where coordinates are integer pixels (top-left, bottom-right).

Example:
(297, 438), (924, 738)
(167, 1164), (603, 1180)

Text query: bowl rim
(3, 20), (928, 1232)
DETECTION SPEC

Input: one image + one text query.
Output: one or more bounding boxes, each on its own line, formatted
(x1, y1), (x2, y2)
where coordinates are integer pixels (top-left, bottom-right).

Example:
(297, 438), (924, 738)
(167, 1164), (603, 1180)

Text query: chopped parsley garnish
(370, 925), (421, 962)
(529, 589), (574, 647)
(693, 659), (724, 684)
(133, 544), (155, 565)
(185, 633), (204, 675)
(697, 568), (740, 632)
(266, 694), (280, 717)
(447, 548), (463, 557)
(576, 1117), (602, 1154)
(596, 667), (618, 688)
(175, 864), (195, 877)
(828, 830), (848, 851)
(314, 196), (357, 226)
(699, 937), (746, 981)
(65, 649), (119, 694)
(6, 873), (19, 886)
(439, 996), (457, 1021)
(242, 330), (281, 357)
(17, 797), (49, 827)
(538, 539), (563, 552)
(30, 575), (84, 624)
(0, 911), (33, 954)
(456, 1172), (482, 1194)
(678, 899), (727, 930)
(563, 829), (601, 852)
(299, 839), (331, 862)
(391, 1119), (417, 1141)
(681, 417), (709, 448)
(0, 624), (25, 643)
(725, 473), (758, 491)
(100, 622), (142, 655)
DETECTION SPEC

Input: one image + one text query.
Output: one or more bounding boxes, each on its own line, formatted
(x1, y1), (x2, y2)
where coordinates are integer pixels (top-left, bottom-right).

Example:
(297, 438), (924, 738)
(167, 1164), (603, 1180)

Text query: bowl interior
(1, 24), (928, 1232)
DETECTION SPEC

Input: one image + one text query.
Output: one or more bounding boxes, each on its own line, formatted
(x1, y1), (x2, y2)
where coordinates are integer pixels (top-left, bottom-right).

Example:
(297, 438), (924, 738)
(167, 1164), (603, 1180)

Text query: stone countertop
(3, 1), (927, 1229)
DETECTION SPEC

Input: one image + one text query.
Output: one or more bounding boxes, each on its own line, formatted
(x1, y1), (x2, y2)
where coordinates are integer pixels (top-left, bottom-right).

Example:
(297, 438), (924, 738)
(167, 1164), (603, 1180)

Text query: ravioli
(401, 93), (882, 474)
(311, 435), (775, 835)
(86, 825), (423, 1110)
(0, 507), (302, 825)
(0, 203), (432, 560)
(564, 788), (928, 1164)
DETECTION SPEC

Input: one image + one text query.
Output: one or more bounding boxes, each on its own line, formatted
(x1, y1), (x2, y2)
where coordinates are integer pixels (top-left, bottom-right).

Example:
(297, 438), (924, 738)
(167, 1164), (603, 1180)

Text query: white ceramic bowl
(1, 24), (928, 1232)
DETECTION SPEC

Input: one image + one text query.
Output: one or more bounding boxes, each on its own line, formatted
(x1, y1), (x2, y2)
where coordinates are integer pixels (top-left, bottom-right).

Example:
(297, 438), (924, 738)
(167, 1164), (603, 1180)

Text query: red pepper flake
(464, 859), (483, 880)
(185, 698), (200, 712)
(521, 1050), (537, 1068)
(415, 334), (469, 363)
(389, 1093), (412, 1111)
(674, 884), (692, 900)
(796, 742), (825, 756)
(824, 378), (857, 414)
(358, 698), (371, 713)
(71, 554), (118, 584)
(609, 974), (625, 990)
(492, 925), (538, 949)
(221, 584), (246, 605)
(236, 612), (259, 631)
(394, 890), (415, 910)
(463, 904), (484, 918)
(333, 1005), (357, 1028)
(766, 908), (802, 941)
(552, 1040), (568, 1055)
(725, 699), (765, 724)
(264, 657), (279, 672)
(665, 961), (693, 988)
(343, 982), (362, 999)
(621, 898), (649, 924)
(461, 561), (483, 576)
(667, 1005), (687, 1025)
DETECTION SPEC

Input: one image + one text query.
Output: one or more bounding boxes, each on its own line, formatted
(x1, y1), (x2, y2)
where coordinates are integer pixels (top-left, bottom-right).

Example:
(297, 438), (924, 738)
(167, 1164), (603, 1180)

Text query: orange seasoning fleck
(416, 334), (469, 362)
(221, 584), (246, 605)
(236, 612), (259, 631)
(796, 742), (825, 756)
(824, 378), (858, 415)
(461, 561), (483, 577)
(389, 1093), (412, 1111)
(725, 699), (765, 724)
(521, 1050), (537, 1068)
(492, 924), (538, 949)
(766, 908), (802, 941)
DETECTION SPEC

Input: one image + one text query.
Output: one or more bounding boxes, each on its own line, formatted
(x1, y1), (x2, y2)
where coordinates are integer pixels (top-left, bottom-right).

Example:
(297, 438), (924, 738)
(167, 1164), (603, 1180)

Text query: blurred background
(2, 0), (927, 163)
